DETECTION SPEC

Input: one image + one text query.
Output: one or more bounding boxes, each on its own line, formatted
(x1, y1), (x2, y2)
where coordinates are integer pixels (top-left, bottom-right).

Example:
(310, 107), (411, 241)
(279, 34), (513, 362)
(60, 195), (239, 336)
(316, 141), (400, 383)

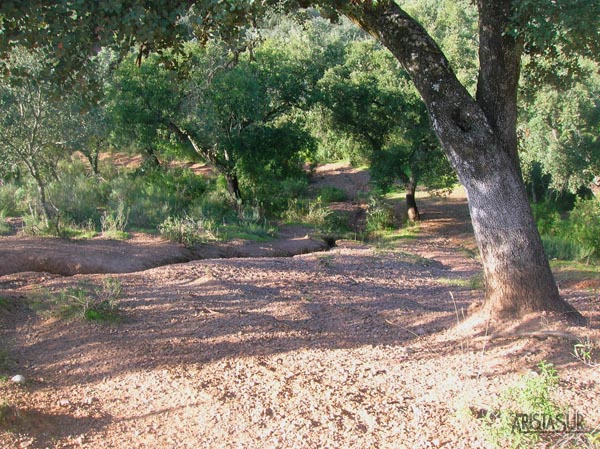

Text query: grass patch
(159, 215), (220, 246)
(375, 249), (437, 267)
(58, 227), (98, 240)
(550, 260), (600, 290)
(0, 402), (14, 425)
(542, 235), (594, 263)
(316, 254), (335, 268)
(128, 226), (159, 234)
(383, 191), (404, 201)
(437, 272), (484, 290)
(316, 186), (347, 203)
(30, 277), (124, 322)
(572, 336), (600, 366)
(220, 223), (277, 242)
(458, 244), (479, 259)
(21, 214), (98, 240)
(100, 230), (130, 240)
(376, 225), (420, 242)
(59, 277), (122, 322)
(100, 202), (129, 239)
(0, 402), (24, 431)
(469, 271), (485, 290)
(366, 195), (395, 233)
(282, 199), (332, 228)
(437, 277), (471, 288)
(480, 361), (561, 448)
(312, 210), (356, 241)
(369, 224), (421, 248)
(159, 213), (277, 247)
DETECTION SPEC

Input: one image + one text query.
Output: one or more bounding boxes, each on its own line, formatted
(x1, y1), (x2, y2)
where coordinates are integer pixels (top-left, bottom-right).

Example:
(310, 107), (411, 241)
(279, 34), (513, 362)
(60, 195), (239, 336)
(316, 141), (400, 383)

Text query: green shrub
(188, 186), (237, 224)
(482, 361), (562, 449)
(159, 215), (219, 246)
(531, 201), (562, 236)
(101, 200), (130, 239)
(366, 195), (395, 232)
(108, 175), (165, 228)
(0, 182), (23, 216)
(1, 159), (216, 235)
(54, 277), (123, 322)
(282, 198), (331, 227)
(106, 166), (208, 229)
(317, 186), (347, 203)
(220, 222), (276, 242)
(244, 176), (310, 216)
(47, 160), (106, 226)
(22, 209), (54, 236)
(0, 212), (11, 236)
(542, 235), (594, 262)
(534, 198), (600, 262)
(568, 198), (600, 261)
(280, 177), (309, 199)
(322, 210), (354, 236)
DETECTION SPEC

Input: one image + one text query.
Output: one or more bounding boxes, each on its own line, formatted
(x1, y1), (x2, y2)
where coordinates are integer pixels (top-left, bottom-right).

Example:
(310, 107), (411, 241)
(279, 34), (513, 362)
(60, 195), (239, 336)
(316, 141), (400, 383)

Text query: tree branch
(340, 1), (501, 185)
(476, 0), (522, 164)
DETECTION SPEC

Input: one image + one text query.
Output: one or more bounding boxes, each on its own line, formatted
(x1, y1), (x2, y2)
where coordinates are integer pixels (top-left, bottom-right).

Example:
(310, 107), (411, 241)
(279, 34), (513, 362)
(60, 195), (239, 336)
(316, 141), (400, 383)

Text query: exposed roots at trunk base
(443, 306), (588, 342)
(477, 293), (586, 327)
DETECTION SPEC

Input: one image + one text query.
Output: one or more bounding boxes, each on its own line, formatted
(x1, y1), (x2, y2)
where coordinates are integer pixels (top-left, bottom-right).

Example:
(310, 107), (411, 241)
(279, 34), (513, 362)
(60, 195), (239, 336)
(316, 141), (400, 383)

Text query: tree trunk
(225, 172), (242, 204)
(84, 148), (100, 175)
(405, 178), (420, 221)
(346, 1), (582, 320)
(143, 147), (161, 168)
(465, 150), (578, 317)
(23, 157), (55, 227)
(35, 179), (54, 226)
(167, 121), (243, 203)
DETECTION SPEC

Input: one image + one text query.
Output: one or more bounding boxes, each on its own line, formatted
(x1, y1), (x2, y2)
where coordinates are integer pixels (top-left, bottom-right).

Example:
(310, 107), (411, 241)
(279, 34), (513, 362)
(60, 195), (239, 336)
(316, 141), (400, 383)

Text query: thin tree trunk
(167, 121), (243, 203)
(35, 179), (49, 222)
(346, 1), (582, 320)
(405, 180), (420, 221)
(225, 172), (242, 204)
(23, 157), (54, 226)
(143, 147), (161, 168)
(84, 147), (100, 175)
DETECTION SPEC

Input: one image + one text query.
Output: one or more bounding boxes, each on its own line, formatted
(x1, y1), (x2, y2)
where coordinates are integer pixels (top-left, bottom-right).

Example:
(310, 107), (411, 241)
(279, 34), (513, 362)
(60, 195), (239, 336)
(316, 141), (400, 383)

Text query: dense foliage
(0, 3), (598, 263)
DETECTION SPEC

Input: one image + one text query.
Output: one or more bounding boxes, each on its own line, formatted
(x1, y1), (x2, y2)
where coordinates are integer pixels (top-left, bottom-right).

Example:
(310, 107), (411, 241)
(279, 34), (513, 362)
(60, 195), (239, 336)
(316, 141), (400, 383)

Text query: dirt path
(1, 171), (599, 449)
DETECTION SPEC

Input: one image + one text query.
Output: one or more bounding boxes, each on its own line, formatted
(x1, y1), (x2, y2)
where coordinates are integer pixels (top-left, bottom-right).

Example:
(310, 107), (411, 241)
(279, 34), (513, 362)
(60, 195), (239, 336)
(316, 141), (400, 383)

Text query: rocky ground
(0, 165), (599, 449)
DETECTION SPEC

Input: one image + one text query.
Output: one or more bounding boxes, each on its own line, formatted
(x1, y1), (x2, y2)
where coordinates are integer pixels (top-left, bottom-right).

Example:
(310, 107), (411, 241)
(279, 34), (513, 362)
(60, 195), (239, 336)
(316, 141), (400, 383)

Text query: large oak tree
(2, 0), (598, 320)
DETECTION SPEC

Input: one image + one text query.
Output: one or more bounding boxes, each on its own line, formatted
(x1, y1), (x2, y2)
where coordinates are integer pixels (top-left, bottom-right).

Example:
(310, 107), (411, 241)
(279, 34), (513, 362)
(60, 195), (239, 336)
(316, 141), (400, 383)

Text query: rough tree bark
(404, 175), (419, 222)
(397, 171), (420, 221)
(224, 172), (243, 203)
(345, 0), (581, 320)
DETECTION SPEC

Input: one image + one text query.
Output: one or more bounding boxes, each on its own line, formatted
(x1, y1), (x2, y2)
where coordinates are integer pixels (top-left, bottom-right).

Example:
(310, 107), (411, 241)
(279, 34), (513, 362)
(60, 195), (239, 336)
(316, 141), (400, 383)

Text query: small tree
(0, 47), (78, 225)
(316, 40), (455, 220)
(107, 39), (318, 205)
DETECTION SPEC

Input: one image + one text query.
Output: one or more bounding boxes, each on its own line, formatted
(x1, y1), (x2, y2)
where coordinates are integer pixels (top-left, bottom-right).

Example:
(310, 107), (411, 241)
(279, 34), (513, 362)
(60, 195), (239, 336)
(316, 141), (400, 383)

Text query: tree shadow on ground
(8, 247), (481, 389)
(0, 405), (112, 448)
